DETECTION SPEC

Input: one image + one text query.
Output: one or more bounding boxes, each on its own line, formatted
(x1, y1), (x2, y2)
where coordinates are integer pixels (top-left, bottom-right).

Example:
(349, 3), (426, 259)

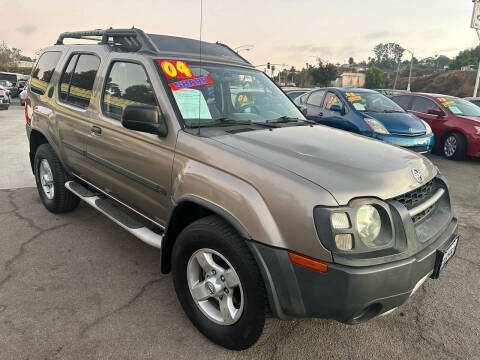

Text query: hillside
(386, 70), (476, 97)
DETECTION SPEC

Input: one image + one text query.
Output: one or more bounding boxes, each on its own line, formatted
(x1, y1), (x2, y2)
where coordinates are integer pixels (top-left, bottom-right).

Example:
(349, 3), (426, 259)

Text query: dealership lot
(0, 105), (479, 359)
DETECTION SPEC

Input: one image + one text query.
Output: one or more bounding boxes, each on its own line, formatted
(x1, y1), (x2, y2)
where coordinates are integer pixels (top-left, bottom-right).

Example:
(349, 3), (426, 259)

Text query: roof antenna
(197, 0), (203, 136)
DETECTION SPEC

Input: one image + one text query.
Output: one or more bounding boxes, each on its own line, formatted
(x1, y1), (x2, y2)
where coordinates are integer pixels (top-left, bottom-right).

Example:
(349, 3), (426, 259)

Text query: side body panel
(171, 130), (337, 262)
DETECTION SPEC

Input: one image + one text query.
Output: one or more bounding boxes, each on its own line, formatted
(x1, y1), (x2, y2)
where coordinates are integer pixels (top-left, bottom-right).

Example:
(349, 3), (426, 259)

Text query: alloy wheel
(444, 136), (457, 157)
(187, 248), (244, 325)
(39, 159), (55, 200)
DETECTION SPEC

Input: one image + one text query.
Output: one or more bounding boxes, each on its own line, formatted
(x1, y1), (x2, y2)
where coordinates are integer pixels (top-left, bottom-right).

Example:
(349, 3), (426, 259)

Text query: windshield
(437, 97), (480, 117)
(158, 60), (305, 127)
(0, 73), (17, 83)
(343, 91), (405, 113)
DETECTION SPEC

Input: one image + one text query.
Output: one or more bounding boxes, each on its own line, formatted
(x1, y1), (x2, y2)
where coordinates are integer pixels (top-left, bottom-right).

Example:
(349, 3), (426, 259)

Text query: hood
(213, 125), (436, 205)
(364, 112), (426, 134)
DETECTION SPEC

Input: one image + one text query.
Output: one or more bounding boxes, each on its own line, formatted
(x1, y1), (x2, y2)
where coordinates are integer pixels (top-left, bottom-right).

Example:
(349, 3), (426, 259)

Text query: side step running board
(65, 181), (163, 249)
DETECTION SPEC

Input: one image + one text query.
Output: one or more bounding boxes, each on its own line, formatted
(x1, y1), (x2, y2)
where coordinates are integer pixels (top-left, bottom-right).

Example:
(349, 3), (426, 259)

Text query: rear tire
(172, 215), (266, 350)
(34, 143), (80, 213)
(442, 133), (466, 160)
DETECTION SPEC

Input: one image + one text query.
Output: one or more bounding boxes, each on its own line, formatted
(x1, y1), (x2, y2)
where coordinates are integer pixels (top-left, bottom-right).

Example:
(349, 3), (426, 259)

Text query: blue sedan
(294, 88), (434, 153)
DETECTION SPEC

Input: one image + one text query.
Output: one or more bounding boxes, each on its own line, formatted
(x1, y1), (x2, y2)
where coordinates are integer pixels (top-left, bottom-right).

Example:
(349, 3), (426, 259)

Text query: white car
(20, 85), (27, 106)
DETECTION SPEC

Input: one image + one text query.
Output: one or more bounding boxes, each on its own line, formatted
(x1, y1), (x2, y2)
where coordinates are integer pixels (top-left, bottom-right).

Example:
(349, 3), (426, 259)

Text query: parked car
(282, 87), (312, 100)
(0, 72), (22, 97)
(464, 97), (480, 107)
(0, 85), (10, 109)
(26, 28), (458, 350)
(391, 93), (480, 159)
(19, 84), (28, 106)
(295, 88), (434, 153)
(0, 80), (15, 98)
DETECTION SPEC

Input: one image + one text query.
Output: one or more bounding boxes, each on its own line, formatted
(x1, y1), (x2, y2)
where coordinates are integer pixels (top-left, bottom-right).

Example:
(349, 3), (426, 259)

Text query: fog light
(331, 212), (350, 229)
(335, 234), (353, 250)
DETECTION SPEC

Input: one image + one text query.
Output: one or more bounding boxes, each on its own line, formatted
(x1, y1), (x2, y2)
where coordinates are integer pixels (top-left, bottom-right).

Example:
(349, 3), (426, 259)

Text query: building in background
(332, 72), (366, 87)
(15, 61), (35, 69)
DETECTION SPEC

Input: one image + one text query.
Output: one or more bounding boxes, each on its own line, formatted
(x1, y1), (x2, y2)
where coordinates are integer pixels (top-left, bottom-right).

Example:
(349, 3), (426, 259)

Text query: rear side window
(411, 97), (439, 114)
(306, 90), (325, 106)
(30, 51), (61, 95)
(102, 62), (158, 120)
(59, 54), (100, 108)
(392, 95), (412, 110)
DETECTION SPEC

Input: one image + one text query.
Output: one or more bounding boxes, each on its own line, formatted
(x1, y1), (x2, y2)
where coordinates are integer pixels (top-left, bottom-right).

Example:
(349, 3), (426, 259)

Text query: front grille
(391, 131), (426, 137)
(404, 145), (430, 153)
(411, 204), (435, 223)
(394, 179), (435, 210)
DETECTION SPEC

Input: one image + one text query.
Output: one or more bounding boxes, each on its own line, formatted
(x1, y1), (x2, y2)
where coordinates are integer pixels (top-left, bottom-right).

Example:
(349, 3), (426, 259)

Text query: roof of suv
(53, 28), (252, 67)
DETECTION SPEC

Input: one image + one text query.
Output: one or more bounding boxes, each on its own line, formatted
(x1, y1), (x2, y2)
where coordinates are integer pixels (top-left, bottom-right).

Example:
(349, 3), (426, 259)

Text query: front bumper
(375, 132), (434, 153)
(247, 214), (458, 323)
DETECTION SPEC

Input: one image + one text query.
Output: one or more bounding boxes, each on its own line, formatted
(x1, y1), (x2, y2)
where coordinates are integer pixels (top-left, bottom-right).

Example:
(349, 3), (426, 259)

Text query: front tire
(172, 215), (266, 350)
(34, 143), (80, 213)
(442, 133), (466, 160)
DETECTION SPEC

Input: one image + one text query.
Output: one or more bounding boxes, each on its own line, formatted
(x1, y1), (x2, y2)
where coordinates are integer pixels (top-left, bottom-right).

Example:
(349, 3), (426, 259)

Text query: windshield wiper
(383, 110), (404, 113)
(189, 118), (253, 128)
(267, 116), (316, 124)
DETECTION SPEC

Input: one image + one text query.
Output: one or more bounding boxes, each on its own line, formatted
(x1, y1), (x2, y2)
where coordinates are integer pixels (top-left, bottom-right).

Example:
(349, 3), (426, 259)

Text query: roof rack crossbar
(55, 28), (160, 54)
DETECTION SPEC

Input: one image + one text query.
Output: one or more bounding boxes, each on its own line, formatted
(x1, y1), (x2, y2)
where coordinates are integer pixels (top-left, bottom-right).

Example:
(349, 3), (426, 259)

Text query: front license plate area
(431, 235), (458, 279)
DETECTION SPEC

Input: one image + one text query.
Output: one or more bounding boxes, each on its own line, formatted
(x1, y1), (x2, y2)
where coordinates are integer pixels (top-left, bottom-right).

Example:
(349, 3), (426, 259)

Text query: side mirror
(121, 105), (168, 137)
(330, 104), (346, 115)
(300, 106), (308, 116)
(427, 108), (445, 117)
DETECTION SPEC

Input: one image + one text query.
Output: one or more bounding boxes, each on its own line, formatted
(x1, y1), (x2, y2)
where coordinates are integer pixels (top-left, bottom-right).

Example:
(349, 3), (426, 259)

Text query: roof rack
(55, 28), (160, 54)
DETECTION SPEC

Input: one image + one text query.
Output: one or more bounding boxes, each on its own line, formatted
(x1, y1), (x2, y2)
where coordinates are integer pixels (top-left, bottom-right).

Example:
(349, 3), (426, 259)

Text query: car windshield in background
(343, 91), (405, 113)
(437, 97), (480, 117)
(158, 60), (305, 127)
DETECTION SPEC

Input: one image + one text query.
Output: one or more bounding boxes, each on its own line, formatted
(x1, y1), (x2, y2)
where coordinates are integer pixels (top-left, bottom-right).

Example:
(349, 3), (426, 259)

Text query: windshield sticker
(158, 60), (194, 79)
(348, 95), (362, 102)
(168, 75), (213, 91)
(172, 88), (212, 119)
(237, 94), (255, 105)
(448, 106), (462, 114)
(352, 102), (366, 111)
(438, 97), (456, 108)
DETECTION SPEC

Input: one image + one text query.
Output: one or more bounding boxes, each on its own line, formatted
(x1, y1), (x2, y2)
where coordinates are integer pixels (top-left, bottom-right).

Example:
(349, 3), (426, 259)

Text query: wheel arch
(440, 129), (468, 152)
(29, 128), (69, 175)
(161, 195), (251, 274)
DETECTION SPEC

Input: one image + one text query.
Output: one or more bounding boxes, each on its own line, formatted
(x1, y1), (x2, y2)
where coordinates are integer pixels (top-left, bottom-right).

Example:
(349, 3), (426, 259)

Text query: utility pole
(393, 60), (401, 91)
(406, 49), (414, 91)
(471, 0), (480, 97)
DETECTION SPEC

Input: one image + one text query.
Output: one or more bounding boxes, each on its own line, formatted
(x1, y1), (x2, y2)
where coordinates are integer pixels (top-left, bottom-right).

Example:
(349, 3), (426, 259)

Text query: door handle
(90, 126), (102, 136)
(47, 87), (54, 98)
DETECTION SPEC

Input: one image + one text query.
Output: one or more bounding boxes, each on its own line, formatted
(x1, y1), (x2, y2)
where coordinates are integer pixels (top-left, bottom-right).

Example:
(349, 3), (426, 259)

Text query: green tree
(365, 66), (385, 89)
(449, 46), (480, 70)
(0, 42), (23, 71)
(372, 43), (405, 69)
(311, 60), (338, 86)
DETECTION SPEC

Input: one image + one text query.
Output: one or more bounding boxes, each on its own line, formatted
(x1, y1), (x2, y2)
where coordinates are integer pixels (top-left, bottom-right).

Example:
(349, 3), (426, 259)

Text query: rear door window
(102, 61), (159, 120)
(391, 95), (413, 110)
(64, 54), (100, 108)
(59, 54), (78, 102)
(30, 51), (61, 95)
(306, 90), (325, 106)
(411, 96), (440, 114)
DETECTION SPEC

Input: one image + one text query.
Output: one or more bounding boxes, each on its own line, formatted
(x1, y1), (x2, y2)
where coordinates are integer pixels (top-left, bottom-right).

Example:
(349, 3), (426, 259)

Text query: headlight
(364, 118), (389, 134)
(475, 126), (480, 135)
(422, 120), (432, 134)
(355, 205), (381, 246)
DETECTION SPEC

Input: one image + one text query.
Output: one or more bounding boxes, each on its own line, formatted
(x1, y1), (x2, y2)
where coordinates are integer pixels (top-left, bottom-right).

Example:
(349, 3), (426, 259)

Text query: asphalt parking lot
(0, 103), (479, 359)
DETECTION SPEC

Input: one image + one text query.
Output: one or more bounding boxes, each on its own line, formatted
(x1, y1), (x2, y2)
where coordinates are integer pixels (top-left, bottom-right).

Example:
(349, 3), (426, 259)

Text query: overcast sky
(2, 0), (478, 71)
